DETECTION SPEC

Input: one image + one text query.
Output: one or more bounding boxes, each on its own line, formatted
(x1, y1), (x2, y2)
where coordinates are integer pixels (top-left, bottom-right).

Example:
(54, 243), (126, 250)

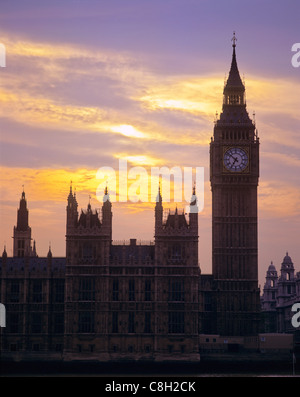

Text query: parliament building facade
(1, 41), (299, 362)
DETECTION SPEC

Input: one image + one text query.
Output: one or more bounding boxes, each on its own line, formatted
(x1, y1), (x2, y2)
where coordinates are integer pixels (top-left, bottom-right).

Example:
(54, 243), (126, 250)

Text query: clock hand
(228, 153), (238, 164)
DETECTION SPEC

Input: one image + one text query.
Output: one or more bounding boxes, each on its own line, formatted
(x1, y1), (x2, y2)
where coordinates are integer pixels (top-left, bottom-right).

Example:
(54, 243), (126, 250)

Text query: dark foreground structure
(1, 38), (299, 366)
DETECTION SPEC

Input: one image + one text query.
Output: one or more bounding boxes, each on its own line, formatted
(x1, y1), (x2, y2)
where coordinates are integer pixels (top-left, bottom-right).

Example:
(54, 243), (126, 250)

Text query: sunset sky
(0, 0), (299, 287)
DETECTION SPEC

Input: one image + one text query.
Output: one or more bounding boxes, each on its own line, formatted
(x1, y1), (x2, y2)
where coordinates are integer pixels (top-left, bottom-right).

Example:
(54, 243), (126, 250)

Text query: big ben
(210, 34), (261, 336)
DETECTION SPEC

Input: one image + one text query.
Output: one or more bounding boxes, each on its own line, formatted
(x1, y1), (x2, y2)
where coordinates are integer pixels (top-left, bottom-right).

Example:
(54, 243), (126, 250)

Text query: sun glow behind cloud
(110, 125), (147, 139)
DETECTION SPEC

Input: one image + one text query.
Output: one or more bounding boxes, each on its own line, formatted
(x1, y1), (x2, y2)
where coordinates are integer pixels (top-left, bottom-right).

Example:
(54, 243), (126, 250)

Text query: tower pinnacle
(224, 32), (244, 92)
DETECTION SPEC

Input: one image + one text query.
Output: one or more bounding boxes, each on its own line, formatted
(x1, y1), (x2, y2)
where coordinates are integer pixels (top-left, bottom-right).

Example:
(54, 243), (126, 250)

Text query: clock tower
(210, 34), (260, 336)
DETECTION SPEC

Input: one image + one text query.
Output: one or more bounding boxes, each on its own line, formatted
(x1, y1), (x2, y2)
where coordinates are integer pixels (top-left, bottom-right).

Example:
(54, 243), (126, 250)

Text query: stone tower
(261, 262), (278, 332)
(154, 186), (200, 359)
(13, 190), (34, 257)
(277, 252), (296, 305)
(210, 34), (260, 335)
(64, 185), (112, 358)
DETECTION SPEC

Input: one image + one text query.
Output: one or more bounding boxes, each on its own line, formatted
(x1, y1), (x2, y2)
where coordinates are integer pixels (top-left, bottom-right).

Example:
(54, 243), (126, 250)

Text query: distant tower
(13, 189), (34, 257)
(210, 33), (260, 335)
(277, 252), (295, 304)
(262, 261), (278, 308)
(261, 262), (278, 332)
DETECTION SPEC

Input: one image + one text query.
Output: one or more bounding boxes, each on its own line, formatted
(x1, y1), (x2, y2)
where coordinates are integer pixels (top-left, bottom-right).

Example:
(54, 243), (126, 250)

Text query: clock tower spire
(210, 34), (260, 336)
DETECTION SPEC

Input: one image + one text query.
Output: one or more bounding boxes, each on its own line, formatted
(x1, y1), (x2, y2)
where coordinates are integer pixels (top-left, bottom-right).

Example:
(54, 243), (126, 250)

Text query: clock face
(224, 147), (248, 172)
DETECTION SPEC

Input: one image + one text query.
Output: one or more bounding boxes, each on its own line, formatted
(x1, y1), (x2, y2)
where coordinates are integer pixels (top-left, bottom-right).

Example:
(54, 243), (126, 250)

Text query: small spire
(103, 185), (111, 204)
(156, 180), (162, 204)
(68, 181), (74, 202)
(2, 244), (7, 257)
(87, 195), (92, 210)
(32, 240), (37, 256)
(190, 182), (198, 209)
(48, 242), (52, 257)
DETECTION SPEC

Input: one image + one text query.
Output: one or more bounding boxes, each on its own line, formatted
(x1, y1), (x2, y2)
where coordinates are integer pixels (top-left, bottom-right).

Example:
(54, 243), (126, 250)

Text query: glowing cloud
(110, 125), (147, 139)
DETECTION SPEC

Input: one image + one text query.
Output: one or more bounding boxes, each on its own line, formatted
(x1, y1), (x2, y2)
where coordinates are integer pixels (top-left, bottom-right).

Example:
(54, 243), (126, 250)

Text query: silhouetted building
(261, 253), (300, 333)
(2, 37), (295, 362)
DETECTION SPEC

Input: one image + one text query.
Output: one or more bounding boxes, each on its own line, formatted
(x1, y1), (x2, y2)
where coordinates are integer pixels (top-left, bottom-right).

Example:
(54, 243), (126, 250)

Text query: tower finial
(156, 179), (162, 204)
(48, 242), (52, 258)
(232, 31), (237, 48)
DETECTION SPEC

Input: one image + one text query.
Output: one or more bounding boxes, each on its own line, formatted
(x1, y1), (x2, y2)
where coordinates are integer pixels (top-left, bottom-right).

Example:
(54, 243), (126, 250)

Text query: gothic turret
(66, 182), (78, 233)
(261, 261), (278, 311)
(13, 189), (33, 257)
(280, 252), (295, 280)
(16, 190), (29, 231)
(2, 245), (7, 260)
(102, 186), (112, 242)
(154, 183), (163, 234)
(261, 261), (279, 332)
(277, 252), (296, 305)
(189, 183), (198, 231)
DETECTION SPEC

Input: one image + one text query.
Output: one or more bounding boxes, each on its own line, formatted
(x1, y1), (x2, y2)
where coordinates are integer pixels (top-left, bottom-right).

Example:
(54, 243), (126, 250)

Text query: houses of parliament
(1, 39), (299, 362)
